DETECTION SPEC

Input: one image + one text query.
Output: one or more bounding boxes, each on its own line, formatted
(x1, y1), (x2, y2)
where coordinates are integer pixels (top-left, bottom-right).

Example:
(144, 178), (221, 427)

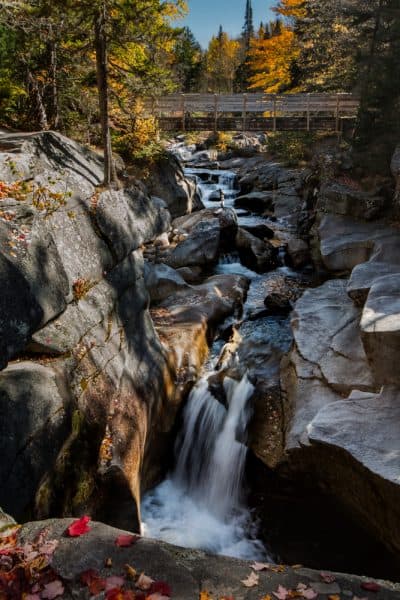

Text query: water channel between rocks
(142, 157), (296, 560)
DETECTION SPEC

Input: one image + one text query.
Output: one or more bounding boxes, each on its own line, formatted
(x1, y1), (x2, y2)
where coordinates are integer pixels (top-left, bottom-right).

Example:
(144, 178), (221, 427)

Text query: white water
(185, 167), (238, 210)
(142, 374), (266, 559)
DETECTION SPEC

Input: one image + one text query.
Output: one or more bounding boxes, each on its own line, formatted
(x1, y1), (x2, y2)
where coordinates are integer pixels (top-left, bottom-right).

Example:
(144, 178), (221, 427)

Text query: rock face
(0, 131), (220, 531)
(280, 158), (400, 556)
(361, 274), (400, 385)
(318, 181), (386, 221)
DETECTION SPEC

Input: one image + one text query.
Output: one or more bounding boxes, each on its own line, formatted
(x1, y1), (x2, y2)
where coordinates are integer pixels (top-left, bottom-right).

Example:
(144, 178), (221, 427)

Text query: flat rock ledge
(19, 519), (400, 600)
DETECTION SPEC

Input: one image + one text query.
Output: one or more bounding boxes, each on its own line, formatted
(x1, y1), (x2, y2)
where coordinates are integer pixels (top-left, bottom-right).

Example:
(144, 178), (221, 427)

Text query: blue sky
(178, 0), (275, 48)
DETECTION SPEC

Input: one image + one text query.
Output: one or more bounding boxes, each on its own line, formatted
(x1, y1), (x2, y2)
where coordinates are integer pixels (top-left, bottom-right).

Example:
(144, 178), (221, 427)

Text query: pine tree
(234, 0), (255, 92)
(243, 0), (255, 49)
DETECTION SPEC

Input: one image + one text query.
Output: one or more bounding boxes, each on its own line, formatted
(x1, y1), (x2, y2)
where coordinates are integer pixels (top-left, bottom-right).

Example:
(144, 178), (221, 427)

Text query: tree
(351, 0), (400, 157)
(205, 27), (241, 93)
(295, 0), (357, 91)
(247, 1), (303, 92)
(172, 27), (203, 92)
(234, 0), (256, 92)
(243, 0), (254, 48)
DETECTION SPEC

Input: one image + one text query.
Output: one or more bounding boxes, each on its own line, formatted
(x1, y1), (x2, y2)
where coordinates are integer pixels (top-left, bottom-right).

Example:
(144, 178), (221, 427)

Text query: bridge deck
(144, 93), (359, 133)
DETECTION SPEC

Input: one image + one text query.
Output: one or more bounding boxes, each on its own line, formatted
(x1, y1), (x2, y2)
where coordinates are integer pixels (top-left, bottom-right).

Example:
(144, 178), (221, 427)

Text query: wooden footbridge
(144, 93), (359, 133)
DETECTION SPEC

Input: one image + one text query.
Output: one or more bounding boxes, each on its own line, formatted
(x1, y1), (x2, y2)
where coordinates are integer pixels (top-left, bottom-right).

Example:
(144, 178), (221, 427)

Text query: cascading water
(142, 149), (293, 561)
(142, 374), (266, 559)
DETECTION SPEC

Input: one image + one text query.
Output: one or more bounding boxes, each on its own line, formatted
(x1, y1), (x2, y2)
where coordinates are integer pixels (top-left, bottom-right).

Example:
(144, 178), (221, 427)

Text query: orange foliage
(248, 28), (299, 93)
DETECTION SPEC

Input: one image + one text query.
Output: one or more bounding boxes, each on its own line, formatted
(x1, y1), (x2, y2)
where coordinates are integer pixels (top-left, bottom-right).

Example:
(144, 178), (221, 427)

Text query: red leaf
(106, 589), (125, 600)
(149, 581), (172, 596)
(80, 569), (100, 585)
(106, 589), (135, 600)
(80, 569), (106, 595)
(361, 582), (381, 592)
(66, 516), (91, 537)
(115, 534), (139, 547)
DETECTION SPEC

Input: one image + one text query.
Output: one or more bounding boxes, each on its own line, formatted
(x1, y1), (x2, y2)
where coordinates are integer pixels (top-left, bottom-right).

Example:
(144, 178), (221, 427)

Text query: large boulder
(318, 181), (386, 221)
(15, 519), (400, 600)
(236, 227), (278, 273)
(0, 362), (68, 518)
(235, 191), (274, 213)
(361, 273), (400, 385)
(282, 279), (376, 451)
(173, 206), (238, 248)
(307, 386), (400, 554)
(164, 218), (220, 269)
(145, 152), (197, 218)
(318, 214), (399, 272)
(144, 262), (189, 303)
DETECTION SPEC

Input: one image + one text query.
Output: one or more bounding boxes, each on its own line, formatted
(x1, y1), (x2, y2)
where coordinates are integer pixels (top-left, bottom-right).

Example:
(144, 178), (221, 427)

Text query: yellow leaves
(274, 0), (305, 19)
(205, 32), (241, 92)
(200, 593), (212, 600)
(248, 27), (300, 93)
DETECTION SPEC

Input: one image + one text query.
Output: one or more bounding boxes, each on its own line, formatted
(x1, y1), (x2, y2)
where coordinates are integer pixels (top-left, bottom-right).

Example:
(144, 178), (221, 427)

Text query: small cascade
(185, 167), (238, 207)
(142, 374), (266, 560)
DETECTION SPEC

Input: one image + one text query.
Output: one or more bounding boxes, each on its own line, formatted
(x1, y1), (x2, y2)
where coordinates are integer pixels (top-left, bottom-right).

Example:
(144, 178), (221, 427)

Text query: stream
(142, 154), (297, 560)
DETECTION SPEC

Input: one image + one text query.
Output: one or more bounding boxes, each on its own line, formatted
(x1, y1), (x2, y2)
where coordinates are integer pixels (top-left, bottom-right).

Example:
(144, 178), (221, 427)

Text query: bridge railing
(143, 93), (359, 132)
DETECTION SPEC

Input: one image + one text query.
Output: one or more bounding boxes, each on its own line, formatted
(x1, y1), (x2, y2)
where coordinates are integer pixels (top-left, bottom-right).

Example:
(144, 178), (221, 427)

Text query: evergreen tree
(243, 0), (255, 49)
(172, 27), (203, 92)
(234, 0), (255, 92)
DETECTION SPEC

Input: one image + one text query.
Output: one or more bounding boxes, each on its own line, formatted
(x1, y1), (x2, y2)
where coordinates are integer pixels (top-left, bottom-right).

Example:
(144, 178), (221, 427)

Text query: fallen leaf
(297, 584), (308, 592)
(66, 515), (91, 537)
(80, 569), (107, 594)
(361, 582), (380, 592)
(124, 564), (137, 580)
(105, 557), (113, 568)
(260, 596), (272, 600)
(149, 581), (172, 596)
(105, 575), (126, 590)
(200, 593), (212, 600)
(328, 596), (341, 600)
(136, 572), (154, 590)
(41, 580), (65, 599)
(24, 595), (41, 600)
(273, 585), (289, 600)
(40, 540), (59, 557)
(241, 571), (259, 587)
(321, 573), (336, 584)
(105, 590), (125, 600)
(147, 595), (171, 600)
(115, 534), (139, 547)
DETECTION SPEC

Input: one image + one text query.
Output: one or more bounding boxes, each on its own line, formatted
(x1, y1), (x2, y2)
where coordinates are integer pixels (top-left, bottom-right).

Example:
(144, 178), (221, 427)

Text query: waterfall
(142, 374), (266, 560)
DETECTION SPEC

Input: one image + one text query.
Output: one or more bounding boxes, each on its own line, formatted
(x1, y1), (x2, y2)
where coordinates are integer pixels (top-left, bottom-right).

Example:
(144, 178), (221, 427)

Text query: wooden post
(273, 96), (277, 132)
(214, 94), (218, 132)
(335, 95), (340, 133)
(242, 94), (248, 131)
(181, 94), (186, 131)
(306, 93), (310, 132)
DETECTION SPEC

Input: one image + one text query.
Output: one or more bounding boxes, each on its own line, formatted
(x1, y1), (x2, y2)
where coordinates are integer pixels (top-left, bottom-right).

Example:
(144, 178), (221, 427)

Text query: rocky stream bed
(0, 130), (400, 598)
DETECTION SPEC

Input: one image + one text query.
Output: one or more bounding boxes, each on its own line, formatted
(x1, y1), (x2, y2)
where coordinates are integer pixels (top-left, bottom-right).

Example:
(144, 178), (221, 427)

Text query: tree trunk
(48, 33), (60, 129)
(94, 2), (115, 187)
(27, 70), (49, 131)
